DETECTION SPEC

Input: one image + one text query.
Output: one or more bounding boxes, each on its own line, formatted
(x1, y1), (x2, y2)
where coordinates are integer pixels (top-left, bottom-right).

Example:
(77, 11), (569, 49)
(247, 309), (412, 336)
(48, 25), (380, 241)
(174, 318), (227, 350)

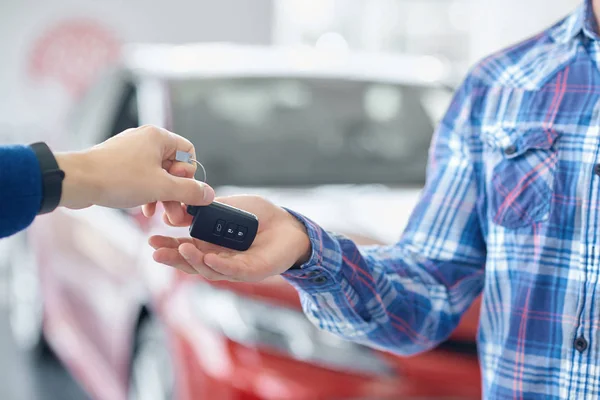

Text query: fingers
(149, 235), (188, 250)
(161, 127), (196, 162)
(152, 248), (197, 274)
(162, 202), (193, 226)
(149, 235), (219, 252)
(178, 243), (205, 267)
(167, 205), (194, 226)
(143, 202), (191, 226)
(178, 243), (238, 281)
(145, 161), (203, 220)
(160, 172), (215, 205)
(160, 160), (199, 224)
(150, 239), (232, 280)
(142, 202), (157, 217)
(138, 124), (197, 177)
(168, 160), (196, 179)
(203, 252), (250, 280)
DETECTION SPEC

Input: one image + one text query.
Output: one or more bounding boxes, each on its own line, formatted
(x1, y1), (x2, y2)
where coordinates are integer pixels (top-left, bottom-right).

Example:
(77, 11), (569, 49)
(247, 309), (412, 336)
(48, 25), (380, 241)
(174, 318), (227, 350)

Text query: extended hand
(149, 195), (312, 280)
(55, 125), (215, 214)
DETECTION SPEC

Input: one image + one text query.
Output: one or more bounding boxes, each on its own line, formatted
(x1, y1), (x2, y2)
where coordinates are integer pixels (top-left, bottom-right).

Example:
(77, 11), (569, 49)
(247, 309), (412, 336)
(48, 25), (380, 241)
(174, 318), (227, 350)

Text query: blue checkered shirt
(283, 2), (600, 398)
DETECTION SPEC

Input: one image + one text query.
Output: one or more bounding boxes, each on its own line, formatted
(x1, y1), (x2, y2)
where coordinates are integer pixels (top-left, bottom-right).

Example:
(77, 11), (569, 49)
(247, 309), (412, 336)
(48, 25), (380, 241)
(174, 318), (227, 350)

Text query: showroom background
(0, 1), (583, 400)
(0, 0), (578, 144)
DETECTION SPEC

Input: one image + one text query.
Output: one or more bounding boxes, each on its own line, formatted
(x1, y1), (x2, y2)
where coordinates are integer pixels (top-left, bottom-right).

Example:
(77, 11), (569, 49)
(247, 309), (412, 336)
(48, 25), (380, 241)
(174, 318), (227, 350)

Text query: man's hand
(149, 195), (312, 279)
(55, 125), (215, 215)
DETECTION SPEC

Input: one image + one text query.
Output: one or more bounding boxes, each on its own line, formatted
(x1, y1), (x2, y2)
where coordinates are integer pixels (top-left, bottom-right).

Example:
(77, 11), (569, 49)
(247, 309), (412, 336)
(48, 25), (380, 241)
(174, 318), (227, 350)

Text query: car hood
(215, 184), (423, 245)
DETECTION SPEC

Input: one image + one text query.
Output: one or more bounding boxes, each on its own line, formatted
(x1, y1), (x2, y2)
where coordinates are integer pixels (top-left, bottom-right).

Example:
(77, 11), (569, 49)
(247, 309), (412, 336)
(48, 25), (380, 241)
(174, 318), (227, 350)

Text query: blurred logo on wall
(0, 18), (122, 145)
(28, 18), (121, 98)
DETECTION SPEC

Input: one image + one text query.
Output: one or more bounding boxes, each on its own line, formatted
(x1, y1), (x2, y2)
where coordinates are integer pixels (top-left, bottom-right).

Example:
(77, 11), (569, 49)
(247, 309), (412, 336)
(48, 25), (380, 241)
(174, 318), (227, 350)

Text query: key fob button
(213, 219), (226, 236)
(225, 223), (238, 239)
(235, 226), (247, 241)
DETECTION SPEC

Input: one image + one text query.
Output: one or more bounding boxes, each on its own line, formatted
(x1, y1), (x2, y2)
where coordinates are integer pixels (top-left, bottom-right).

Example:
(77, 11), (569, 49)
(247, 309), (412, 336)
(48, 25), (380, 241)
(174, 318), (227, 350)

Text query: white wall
(0, 0), (273, 143)
(272, 0), (582, 76)
(468, 0), (581, 64)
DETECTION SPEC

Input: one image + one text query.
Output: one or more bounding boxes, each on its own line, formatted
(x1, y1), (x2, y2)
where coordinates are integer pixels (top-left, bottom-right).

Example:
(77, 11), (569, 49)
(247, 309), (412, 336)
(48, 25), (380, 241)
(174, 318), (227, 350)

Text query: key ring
(189, 158), (207, 183)
(175, 150), (207, 182)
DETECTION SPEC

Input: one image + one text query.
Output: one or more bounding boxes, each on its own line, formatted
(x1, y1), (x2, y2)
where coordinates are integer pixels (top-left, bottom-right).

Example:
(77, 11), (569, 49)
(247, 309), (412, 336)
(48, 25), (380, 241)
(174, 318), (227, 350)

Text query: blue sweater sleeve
(0, 145), (42, 238)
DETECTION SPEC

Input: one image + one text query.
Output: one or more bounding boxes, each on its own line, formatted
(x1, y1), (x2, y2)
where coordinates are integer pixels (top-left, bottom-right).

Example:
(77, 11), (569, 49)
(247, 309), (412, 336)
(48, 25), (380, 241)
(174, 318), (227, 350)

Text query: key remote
(186, 202), (258, 251)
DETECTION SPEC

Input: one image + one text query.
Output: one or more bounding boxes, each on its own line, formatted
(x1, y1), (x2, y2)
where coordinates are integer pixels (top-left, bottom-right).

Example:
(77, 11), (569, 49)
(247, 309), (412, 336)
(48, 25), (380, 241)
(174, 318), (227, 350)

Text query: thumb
(162, 174), (215, 205)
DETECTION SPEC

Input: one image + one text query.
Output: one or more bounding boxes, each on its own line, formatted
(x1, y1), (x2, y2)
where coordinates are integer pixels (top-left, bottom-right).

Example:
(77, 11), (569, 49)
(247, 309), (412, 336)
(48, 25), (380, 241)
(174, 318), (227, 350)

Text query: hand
(149, 195), (312, 280)
(55, 125), (215, 216)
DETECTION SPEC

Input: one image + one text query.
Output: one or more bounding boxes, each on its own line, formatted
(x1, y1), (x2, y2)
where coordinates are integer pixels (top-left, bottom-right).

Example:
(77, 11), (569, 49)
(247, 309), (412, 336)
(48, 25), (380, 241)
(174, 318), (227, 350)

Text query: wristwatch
(29, 142), (65, 215)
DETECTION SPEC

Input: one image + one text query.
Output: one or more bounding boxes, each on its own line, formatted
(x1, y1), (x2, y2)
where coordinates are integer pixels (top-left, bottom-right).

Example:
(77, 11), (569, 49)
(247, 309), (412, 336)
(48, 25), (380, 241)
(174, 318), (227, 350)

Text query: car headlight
(190, 283), (395, 377)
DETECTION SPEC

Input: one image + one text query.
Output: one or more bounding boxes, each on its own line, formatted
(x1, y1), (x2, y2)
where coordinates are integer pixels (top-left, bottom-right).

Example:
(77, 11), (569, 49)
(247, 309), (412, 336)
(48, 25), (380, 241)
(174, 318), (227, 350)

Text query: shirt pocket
(484, 128), (561, 229)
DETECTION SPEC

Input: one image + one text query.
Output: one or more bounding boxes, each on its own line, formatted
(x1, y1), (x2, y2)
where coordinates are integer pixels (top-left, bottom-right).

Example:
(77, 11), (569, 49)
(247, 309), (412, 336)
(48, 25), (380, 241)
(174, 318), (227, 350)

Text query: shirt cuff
(281, 208), (344, 294)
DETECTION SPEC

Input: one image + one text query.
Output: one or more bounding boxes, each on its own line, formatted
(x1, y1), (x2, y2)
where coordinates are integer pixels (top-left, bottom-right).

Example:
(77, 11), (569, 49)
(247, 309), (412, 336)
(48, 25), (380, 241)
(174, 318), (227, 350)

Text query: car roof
(122, 43), (454, 88)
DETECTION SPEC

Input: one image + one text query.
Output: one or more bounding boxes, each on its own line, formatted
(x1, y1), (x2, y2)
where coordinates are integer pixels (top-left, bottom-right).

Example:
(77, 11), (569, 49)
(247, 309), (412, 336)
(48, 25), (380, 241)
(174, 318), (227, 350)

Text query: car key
(175, 150), (258, 251)
(186, 202), (258, 251)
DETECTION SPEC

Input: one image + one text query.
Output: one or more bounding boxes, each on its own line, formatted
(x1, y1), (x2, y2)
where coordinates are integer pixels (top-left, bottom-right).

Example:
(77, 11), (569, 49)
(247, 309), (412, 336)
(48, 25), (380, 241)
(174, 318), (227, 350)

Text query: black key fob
(186, 202), (258, 251)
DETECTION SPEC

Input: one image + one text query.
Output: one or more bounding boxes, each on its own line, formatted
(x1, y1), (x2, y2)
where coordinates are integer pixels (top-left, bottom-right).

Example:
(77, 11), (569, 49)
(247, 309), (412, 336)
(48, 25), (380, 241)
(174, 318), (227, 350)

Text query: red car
(5, 44), (482, 400)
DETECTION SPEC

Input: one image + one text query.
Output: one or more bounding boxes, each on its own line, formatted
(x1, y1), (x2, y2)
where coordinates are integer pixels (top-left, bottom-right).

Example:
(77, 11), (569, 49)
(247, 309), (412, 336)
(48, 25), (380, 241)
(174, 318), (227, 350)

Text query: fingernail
(180, 251), (190, 262)
(178, 246), (191, 261)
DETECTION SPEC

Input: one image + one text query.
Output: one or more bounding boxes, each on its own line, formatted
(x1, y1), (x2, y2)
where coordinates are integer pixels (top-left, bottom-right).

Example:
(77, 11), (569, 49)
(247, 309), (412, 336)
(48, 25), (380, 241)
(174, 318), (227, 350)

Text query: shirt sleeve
(0, 145), (42, 238)
(281, 76), (486, 356)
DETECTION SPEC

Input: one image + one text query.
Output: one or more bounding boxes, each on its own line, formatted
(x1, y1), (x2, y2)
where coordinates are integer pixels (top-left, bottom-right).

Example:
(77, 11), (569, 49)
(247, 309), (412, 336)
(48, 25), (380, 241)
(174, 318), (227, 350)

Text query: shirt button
(504, 145), (517, 155)
(313, 276), (328, 284)
(594, 164), (600, 176)
(575, 336), (588, 352)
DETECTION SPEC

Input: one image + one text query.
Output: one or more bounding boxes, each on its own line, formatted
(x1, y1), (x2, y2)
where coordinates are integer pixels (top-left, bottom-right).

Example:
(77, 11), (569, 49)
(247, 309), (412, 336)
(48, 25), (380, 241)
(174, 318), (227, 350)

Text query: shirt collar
(549, 1), (598, 44)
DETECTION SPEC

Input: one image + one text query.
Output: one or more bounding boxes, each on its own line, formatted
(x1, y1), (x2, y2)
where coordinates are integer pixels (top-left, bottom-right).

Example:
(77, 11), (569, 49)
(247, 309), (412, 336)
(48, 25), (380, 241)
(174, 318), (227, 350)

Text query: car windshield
(168, 77), (452, 187)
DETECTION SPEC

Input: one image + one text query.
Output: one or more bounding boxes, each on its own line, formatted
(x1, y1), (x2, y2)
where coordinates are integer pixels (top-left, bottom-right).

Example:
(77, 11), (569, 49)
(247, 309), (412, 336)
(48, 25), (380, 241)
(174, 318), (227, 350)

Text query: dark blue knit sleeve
(0, 145), (42, 238)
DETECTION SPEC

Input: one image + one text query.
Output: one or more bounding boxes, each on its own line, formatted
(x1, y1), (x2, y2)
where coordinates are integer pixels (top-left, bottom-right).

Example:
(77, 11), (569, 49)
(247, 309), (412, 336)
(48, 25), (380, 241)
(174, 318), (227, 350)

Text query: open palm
(149, 195), (311, 282)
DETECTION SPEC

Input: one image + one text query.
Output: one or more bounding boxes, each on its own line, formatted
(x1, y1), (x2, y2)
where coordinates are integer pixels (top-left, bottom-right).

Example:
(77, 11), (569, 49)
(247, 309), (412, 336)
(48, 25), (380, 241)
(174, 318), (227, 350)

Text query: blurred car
(6, 43), (482, 400)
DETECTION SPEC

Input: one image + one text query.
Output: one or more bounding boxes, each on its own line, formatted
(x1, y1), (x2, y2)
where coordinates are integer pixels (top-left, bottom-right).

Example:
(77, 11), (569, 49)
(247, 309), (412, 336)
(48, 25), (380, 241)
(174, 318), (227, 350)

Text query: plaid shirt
(283, 2), (600, 399)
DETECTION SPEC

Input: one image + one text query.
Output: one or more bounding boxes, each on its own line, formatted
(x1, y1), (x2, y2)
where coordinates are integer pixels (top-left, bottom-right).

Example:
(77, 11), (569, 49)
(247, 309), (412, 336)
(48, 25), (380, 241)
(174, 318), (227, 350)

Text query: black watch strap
(30, 142), (65, 215)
